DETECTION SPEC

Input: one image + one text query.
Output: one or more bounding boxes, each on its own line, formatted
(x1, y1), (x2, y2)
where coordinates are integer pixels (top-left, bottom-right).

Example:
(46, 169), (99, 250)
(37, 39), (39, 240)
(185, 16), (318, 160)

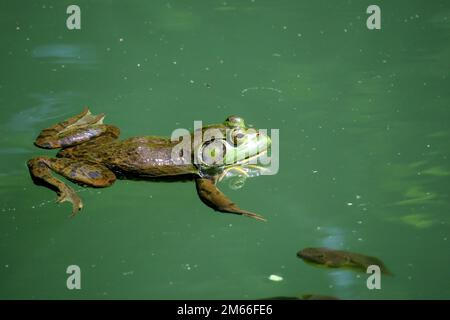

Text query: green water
(1, 0), (449, 299)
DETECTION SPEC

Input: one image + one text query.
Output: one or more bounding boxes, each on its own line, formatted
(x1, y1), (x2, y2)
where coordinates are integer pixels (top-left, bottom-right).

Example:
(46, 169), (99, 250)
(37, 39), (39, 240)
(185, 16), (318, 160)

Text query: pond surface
(0, 0), (449, 299)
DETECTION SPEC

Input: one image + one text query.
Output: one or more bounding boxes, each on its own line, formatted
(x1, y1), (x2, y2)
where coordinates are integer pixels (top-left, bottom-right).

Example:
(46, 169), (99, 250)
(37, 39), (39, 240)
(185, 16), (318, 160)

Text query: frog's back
(108, 136), (197, 178)
(58, 136), (197, 178)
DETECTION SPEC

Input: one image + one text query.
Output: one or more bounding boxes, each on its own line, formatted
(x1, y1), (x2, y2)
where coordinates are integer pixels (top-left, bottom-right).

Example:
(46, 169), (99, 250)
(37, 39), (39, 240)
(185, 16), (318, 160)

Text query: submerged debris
(297, 247), (392, 275)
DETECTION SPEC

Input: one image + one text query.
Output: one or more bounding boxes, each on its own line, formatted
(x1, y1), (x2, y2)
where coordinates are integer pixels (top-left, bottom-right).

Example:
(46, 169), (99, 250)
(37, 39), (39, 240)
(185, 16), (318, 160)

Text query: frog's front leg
(27, 156), (116, 216)
(195, 178), (266, 222)
(34, 107), (120, 149)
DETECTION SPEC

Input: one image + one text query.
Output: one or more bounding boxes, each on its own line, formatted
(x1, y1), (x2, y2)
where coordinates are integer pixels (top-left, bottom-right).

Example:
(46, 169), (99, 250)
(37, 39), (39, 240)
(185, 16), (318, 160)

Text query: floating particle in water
(122, 271), (134, 276)
(137, 63), (141, 67)
(172, 61), (177, 64)
(312, 170), (318, 174)
(189, 79), (195, 84)
(119, 38), (124, 42)
(268, 274), (283, 282)
(183, 264), (192, 271)
(356, 195), (361, 199)
(347, 202), (353, 206)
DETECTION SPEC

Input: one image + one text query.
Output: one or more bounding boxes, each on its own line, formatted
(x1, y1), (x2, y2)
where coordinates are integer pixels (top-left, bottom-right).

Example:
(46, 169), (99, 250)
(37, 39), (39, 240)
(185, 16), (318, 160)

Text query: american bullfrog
(27, 108), (271, 221)
(297, 247), (392, 275)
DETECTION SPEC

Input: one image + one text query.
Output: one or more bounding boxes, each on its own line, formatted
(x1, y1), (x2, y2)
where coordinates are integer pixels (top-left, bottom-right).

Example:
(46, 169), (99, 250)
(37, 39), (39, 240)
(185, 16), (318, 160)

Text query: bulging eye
(225, 115), (246, 128)
(235, 132), (245, 139)
(230, 129), (245, 145)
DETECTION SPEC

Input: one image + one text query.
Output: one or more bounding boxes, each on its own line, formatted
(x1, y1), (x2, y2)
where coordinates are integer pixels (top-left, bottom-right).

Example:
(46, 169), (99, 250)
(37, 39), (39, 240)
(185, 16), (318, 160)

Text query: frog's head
(196, 115), (271, 176)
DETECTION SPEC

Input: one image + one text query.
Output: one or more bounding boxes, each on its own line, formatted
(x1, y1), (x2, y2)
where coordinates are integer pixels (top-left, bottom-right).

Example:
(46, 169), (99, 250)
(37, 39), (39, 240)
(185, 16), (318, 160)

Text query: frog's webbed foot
(56, 184), (83, 216)
(34, 107), (120, 149)
(27, 156), (116, 216)
(195, 178), (266, 222)
(61, 108), (105, 131)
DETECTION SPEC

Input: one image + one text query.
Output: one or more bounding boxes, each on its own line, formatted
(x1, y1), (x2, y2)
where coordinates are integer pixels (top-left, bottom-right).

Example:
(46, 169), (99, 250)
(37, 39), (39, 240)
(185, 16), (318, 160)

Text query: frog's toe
(56, 186), (83, 217)
(241, 211), (267, 222)
(72, 111), (105, 127)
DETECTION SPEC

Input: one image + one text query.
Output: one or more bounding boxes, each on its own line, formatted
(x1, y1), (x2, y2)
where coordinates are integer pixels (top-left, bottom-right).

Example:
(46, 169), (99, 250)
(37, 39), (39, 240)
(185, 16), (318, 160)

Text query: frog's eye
(225, 115), (246, 128)
(230, 129), (246, 146)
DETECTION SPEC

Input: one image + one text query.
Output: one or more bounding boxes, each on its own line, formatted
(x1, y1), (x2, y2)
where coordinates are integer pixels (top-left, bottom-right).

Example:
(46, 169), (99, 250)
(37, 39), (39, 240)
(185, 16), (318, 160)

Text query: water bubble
(228, 175), (246, 190)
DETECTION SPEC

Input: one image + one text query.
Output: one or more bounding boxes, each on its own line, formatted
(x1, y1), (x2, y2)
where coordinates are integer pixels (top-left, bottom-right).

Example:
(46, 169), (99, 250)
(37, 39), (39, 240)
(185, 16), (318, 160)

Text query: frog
(27, 108), (271, 221)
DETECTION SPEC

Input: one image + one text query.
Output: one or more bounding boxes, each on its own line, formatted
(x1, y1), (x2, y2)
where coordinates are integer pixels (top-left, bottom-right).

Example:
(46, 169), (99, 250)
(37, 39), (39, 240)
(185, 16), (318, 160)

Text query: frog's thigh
(48, 158), (116, 187)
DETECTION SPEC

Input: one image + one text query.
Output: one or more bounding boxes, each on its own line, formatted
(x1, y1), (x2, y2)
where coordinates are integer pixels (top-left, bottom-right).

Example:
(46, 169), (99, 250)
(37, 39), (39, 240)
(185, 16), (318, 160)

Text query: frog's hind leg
(27, 156), (116, 216)
(34, 107), (120, 149)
